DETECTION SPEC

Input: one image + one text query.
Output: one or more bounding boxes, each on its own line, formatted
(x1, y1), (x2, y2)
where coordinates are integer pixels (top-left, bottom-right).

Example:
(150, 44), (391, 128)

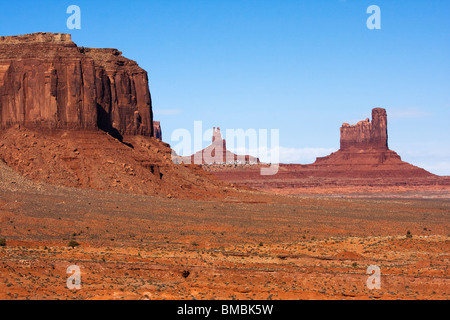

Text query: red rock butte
(180, 127), (260, 165)
(208, 108), (450, 195)
(0, 32), (234, 199)
(340, 108), (388, 151)
(0, 32), (160, 138)
(311, 107), (430, 178)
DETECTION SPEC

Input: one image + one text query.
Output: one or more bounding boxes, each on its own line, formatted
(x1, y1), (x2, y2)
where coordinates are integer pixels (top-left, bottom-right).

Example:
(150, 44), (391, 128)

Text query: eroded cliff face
(153, 121), (162, 140)
(340, 108), (388, 151)
(0, 32), (153, 137)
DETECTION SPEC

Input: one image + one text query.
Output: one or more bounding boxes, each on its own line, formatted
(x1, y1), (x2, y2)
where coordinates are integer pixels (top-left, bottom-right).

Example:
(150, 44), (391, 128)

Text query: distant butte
(180, 127), (260, 165)
(208, 108), (450, 195)
(310, 107), (431, 178)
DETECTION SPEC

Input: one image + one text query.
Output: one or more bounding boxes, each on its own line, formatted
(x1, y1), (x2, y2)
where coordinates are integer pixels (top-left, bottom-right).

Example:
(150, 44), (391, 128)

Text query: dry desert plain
(0, 160), (449, 300)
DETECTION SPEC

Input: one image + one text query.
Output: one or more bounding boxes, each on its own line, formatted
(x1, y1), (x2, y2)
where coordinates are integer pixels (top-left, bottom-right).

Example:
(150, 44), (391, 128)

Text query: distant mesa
(208, 108), (450, 195)
(181, 127), (260, 165)
(311, 107), (432, 178)
(0, 32), (161, 139)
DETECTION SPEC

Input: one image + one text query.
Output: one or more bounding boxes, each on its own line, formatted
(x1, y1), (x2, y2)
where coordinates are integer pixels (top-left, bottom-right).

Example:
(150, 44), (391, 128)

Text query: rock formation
(340, 108), (388, 150)
(0, 32), (238, 200)
(313, 108), (418, 171)
(181, 127), (260, 165)
(208, 108), (449, 195)
(0, 32), (154, 137)
(153, 121), (162, 140)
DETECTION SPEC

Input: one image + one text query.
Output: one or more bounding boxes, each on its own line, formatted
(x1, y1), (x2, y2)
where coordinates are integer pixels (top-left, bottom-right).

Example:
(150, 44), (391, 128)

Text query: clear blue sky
(1, 0), (449, 175)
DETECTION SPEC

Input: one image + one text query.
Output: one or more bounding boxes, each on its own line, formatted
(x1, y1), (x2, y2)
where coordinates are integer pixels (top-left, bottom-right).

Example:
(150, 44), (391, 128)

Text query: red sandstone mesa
(0, 32), (161, 138)
(311, 107), (431, 178)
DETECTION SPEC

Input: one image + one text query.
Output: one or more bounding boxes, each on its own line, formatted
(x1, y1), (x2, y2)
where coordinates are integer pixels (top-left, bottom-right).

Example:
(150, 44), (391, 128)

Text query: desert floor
(0, 163), (449, 300)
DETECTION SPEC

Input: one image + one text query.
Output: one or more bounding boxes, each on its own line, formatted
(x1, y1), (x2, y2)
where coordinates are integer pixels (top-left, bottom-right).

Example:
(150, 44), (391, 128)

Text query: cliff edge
(0, 32), (154, 137)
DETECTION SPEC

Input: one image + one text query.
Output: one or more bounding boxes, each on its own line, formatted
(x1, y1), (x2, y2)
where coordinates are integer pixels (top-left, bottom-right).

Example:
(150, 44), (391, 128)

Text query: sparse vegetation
(406, 231), (412, 239)
(182, 270), (190, 279)
(68, 240), (80, 248)
(0, 238), (6, 247)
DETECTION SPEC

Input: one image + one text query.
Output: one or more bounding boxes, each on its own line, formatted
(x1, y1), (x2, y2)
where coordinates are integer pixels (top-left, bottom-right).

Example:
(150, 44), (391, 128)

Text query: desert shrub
(0, 238), (6, 247)
(182, 270), (190, 279)
(68, 240), (80, 248)
(406, 231), (412, 239)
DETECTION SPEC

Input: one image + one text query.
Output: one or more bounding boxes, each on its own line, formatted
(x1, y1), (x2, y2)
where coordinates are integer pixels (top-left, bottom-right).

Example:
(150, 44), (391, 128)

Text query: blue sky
(1, 0), (449, 175)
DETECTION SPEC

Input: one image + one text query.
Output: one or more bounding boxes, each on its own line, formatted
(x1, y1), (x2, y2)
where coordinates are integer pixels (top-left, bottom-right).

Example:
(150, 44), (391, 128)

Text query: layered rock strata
(340, 108), (388, 151)
(0, 32), (154, 137)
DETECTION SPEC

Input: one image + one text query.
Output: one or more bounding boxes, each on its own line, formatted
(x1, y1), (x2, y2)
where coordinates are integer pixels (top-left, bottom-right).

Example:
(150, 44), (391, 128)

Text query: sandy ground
(0, 164), (448, 300)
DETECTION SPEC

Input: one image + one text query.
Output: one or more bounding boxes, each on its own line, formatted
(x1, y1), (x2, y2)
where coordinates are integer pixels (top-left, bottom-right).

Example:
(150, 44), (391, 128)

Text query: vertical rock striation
(0, 32), (154, 137)
(340, 108), (388, 150)
(153, 121), (162, 140)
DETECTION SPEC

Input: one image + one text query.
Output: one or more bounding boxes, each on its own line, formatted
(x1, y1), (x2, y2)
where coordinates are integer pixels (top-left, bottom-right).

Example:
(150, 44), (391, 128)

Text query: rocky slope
(0, 126), (233, 199)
